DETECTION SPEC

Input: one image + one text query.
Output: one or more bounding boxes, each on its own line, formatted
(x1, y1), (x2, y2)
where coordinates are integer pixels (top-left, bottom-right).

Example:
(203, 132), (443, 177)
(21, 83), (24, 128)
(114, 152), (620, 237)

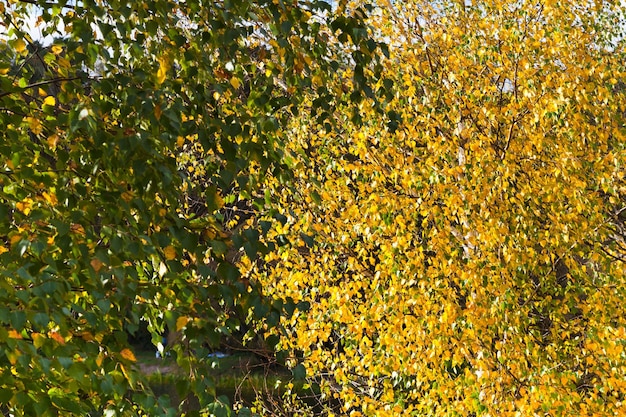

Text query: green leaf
(292, 364), (306, 381)
(217, 262), (240, 282)
(237, 408), (253, 417)
(0, 388), (12, 403)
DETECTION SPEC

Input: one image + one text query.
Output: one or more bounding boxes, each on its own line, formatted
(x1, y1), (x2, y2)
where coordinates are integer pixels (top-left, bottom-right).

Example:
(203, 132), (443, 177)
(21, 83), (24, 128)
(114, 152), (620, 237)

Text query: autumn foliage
(1, 0), (626, 416)
(245, 1), (626, 415)
(0, 0), (384, 415)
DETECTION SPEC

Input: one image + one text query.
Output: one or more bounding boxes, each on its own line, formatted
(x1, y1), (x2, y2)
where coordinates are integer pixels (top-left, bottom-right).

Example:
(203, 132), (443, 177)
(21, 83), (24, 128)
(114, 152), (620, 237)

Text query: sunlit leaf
(120, 348), (136, 362)
(163, 246), (176, 260)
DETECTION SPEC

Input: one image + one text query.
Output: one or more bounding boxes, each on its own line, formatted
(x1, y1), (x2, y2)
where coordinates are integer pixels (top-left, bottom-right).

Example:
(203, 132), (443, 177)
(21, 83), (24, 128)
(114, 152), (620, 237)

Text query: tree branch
(15, 0), (78, 9)
(0, 76), (84, 99)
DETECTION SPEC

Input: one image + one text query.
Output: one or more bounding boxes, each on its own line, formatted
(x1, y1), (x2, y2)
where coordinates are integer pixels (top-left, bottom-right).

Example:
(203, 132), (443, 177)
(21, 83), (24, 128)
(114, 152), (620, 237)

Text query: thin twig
(0, 76), (84, 99)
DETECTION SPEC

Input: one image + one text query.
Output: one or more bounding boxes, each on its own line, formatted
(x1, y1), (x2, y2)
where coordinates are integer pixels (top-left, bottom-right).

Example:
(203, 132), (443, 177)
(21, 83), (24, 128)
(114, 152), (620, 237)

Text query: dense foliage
(0, 0), (386, 415)
(246, 1), (626, 415)
(2, 0), (626, 416)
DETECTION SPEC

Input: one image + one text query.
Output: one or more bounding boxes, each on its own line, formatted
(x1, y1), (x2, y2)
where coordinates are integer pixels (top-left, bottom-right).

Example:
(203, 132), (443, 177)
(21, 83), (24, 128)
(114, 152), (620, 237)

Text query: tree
(247, 1), (626, 415)
(0, 0), (387, 415)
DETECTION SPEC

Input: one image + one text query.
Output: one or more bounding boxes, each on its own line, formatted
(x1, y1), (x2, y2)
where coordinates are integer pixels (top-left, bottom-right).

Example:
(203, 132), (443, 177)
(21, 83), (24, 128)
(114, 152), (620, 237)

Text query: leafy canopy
(247, 1), (626, 415)
(0, 0), (387, 415)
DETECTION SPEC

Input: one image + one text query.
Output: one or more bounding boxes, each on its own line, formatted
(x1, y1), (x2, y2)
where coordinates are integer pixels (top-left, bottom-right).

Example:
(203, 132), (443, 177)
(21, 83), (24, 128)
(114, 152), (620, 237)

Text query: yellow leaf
(230, 76), (242, 89)
(154, 104), (162, 120)
(0, 246), (7, 254)
(70, 223), (85, 235)
(50, 44), (63, 55)
(47, 134), (59, 150)
(203, 228), (216, 240)
(42, 191), (57, 205)
(120, 348), (137, 362)
(9, 234), (22, 246)
(121, 191), (133, 202)
(312, 75), (323, 86)
(176, 316), (189, 331)
(14, 39), (26, 53)
(8, 329), (22, 339)
(16, 199), (32, 215)
(163, 245), (176, 260)
(120, 363), (132, 384)
(57, 57), (70, 69)
(157, 56), (169, 85)
(79, 331), (94, 342)
(43, 96), (55, 106)
(48, 331), (65, 345)
(26, 117), (43, 135)
(32, 332), (46, 348)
